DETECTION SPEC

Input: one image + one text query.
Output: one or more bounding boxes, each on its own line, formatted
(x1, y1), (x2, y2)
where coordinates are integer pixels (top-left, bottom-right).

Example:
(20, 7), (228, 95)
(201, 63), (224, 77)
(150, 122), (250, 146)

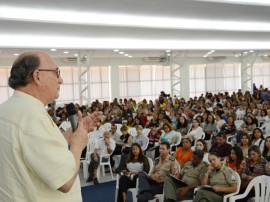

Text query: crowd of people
(47, 87), (270, 201)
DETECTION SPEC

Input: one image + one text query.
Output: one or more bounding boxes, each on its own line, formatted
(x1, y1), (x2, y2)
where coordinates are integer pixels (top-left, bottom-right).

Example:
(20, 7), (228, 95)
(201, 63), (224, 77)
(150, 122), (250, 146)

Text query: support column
(78, 51), (93, 106)
(240, 51), (258, 93)
(109, 61), (120, 101)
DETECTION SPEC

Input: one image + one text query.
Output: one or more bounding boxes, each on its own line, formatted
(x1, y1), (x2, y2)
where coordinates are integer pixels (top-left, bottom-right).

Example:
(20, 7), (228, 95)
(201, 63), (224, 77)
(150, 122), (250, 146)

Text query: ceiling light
(114, 49), (119, 52)
(74, 54), (78, 56)
(63, 51), (69, 54)
(2, 6), (270, 32)
(249, 50), (254, 52)
(50, 48), (57, 51)
(235, 55), (239, 57)
(203, 54), (208, 58)
(264, 54), (268, 57)
(210, 50), (215, 53)
(128, 55), (133, 58)
(243, 51), (248, 54)
(165, 50), (171, 53)
(119, 52), (124, 54)
(14, 53), (19, 56)
(2, 35), (270, 50)
(124, 54), (129, 56)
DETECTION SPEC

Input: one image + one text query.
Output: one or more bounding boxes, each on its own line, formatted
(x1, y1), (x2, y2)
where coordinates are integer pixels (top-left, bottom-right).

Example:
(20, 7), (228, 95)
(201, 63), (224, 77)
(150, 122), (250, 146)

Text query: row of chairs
(120, 172), (270, 202)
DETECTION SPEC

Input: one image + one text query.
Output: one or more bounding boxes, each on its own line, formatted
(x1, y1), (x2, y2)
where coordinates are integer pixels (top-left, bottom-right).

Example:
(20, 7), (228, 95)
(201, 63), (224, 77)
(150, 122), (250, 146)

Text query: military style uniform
(164, 160), (209, 201)
(137, 155), (179, 202)
(193, 164), (237, 202)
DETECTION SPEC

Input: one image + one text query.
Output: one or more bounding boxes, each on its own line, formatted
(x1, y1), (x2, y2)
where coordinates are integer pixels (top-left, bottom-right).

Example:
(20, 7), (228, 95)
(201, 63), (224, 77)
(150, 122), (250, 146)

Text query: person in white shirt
(87, 131), (116, 184)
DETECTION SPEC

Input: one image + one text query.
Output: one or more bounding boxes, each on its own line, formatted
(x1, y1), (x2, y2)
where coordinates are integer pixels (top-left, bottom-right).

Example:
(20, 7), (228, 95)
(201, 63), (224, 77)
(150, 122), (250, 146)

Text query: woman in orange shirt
(174, 137), (193, 168)
(225, 146), (245, 174)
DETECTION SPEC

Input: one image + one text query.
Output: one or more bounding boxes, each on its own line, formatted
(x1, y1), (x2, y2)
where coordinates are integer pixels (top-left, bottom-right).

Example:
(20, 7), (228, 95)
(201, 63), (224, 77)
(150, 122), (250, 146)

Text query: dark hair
(248, 145), (262, 157)
(216, 131), (226, 139)
(193, 149), (204, 159)
(8, 53), (41, 89)
(196, 139), (208, 153)
(251, 128), (264, 141)
(126, 143), (145, 163)
(262, 136), (270, 158)
(240, 133), (252, 146)
(209, 152), (221, 158)
(160, 141), (170, 149)
(229, 146), (244, 169)
(176, 116), (188, 128)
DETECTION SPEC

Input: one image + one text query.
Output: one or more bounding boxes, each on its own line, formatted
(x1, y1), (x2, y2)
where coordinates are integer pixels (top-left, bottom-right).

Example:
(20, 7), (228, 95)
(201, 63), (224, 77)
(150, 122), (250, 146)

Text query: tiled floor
(79, 166), (117, 187)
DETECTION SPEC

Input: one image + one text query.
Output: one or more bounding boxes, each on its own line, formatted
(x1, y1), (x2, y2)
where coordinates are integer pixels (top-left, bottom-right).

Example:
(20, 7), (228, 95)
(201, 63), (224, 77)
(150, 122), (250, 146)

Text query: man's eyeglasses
(38, 67), (60, 78)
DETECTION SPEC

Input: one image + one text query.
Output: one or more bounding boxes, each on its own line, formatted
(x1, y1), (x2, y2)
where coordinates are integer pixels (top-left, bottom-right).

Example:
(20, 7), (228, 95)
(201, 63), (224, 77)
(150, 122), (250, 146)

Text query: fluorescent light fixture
(124, 54), (129, 56)
(74, 54), (78, 56)
(50, 48), (57, 51)
(63, 51), (69, 54)
(249, 50), (254, 52)
(114, 49), (119, 52)
(166, 50), (171, 53)
(1, 34), (270, 50)
(1, 6), (270, 32)
(14, 53), (19, 56)
(128, 55), (132, 58)
(119, 51), (124, 54)
(195, 0), (270, 6)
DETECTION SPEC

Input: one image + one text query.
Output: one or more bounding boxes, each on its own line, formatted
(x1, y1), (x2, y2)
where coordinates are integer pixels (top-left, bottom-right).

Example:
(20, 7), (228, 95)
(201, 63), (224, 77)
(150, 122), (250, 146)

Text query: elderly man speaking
(0, 52), (100, 202)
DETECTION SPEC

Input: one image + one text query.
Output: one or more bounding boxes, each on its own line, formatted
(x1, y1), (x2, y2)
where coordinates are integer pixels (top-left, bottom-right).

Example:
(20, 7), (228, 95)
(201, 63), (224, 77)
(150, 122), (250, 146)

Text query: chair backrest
(142, 128), (151, 137)
(173, 132), (182, 146)
(115, 123), (122, 134)
(147, 157), (154, 174)
(128, 127), (137, 137)
(102, 122), (111, 131)
(229, 175), (270, 202)
(141, 137), (149, 151)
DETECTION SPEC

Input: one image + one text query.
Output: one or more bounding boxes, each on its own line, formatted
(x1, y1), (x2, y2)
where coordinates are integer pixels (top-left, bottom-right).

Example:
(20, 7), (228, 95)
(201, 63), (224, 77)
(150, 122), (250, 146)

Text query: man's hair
(216, 132), (226, 139)
(160, 141), (170, 149)
(8, 53), (40, 89)
(193, 149), (204, 159)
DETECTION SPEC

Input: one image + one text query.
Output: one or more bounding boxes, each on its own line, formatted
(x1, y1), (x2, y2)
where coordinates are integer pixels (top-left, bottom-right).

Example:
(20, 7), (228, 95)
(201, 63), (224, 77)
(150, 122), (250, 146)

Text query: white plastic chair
(191, 171), (240, 202)
(163, 170), (241, 202)
(115, 157), (154, 202)
(96, 153), (114, 182)
(115, 123), (123, 134)
(128, 127), (137, 137)
(143, 128), (151, 137)
(170, 131), (182, 154)
(229, 175), (270, 202)
(82, 138), (97, 179)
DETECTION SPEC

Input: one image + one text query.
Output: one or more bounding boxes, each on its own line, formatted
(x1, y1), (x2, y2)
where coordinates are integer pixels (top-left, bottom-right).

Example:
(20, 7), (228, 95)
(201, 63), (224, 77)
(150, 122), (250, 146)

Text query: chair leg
(109, 164), (114, 179)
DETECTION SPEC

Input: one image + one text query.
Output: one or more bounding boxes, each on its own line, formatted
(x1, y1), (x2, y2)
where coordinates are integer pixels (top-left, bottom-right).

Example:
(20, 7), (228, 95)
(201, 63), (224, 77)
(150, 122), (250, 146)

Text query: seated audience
(239, 115), (257, 135)
(203, 114), (218, 140)
(262, 136), (270, 161)
(239, 132), (252, 159)
(117, 143), (150, 202)
(215, 113), (226, 131)
(175, 137), (193, 168)
(137, 142), (179, 202)
(220, 115), (236, 137)
(195, 139), (209, 163)
(193, 153), (237, 202)
(87, 131), (116, 184)
(225, 146), (245, 174)
(159, 123), (176, 145)
(111, 125), (133, 168)
(147, 125), (161, 150)
(115, 125), (148, 172)
(185, 119), (204, 143)
(163, 150), (209, 202)
(175, 116), (190, 136)
(251, 128), (265, 152)
(239, 145), (270, 201)
(209, 132), (232, 160)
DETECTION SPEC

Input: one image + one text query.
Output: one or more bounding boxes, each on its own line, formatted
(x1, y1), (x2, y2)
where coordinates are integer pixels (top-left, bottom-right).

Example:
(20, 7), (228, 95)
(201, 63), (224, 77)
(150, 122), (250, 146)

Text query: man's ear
(32, 70), (42, 85)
